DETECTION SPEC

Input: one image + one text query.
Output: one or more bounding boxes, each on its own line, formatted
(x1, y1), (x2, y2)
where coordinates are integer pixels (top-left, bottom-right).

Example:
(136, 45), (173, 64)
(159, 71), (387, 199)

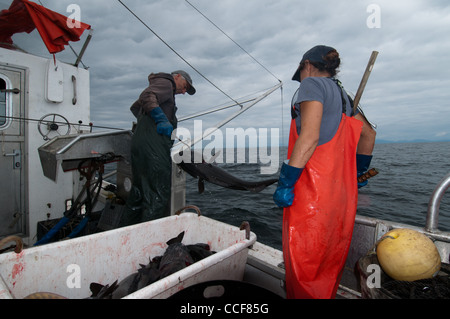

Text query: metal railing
(426, 172), (450, 233)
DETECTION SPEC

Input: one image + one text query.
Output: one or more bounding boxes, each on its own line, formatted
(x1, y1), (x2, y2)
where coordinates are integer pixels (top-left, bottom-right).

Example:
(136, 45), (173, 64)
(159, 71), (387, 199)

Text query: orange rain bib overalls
(283, 109), (362, 299)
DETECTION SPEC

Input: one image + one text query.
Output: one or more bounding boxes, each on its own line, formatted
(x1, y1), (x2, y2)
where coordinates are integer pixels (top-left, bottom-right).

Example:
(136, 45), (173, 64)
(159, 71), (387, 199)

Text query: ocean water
(185, 142), (450, 250)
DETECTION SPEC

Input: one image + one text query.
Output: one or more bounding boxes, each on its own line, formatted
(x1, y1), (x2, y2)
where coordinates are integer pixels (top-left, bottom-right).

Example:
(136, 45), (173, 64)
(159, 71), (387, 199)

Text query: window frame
(0, 74), (13, 130)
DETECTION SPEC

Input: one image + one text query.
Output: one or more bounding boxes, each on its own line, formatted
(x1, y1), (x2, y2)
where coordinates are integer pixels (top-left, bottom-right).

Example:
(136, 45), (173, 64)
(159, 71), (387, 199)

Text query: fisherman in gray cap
(122, 70), (196, 225)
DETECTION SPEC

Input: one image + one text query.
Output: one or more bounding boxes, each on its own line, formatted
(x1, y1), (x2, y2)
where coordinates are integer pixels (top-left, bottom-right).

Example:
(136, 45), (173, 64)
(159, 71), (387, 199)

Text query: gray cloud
(4, 0), (450, 144)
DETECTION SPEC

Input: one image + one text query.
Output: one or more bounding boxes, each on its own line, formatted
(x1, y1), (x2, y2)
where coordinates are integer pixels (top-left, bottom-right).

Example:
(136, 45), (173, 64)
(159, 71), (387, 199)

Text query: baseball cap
(291, 45), (336, 82)
(172, 70), (196, 95)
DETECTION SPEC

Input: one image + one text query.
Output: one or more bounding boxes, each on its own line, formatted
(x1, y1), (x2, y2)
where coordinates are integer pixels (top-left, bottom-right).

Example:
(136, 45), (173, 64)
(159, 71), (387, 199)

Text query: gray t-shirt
(292, 77), (353, 145)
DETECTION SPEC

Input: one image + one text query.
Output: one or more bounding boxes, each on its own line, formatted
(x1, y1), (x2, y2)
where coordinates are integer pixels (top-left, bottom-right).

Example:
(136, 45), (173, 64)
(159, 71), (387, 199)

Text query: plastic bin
(0, 213), (256, 299)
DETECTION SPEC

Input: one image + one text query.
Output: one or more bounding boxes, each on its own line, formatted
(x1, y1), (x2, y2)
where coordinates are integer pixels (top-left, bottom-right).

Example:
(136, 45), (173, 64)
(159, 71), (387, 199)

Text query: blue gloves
(273, 161), (303, 207)
(357, 154), (373, 188)
(150, 107), (173, 137)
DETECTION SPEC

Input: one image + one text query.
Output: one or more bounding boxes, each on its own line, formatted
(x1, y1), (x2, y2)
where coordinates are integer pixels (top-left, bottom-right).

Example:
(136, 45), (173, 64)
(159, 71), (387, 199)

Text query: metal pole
(426, 172), (450, 232)
(75, 29), (93, 67)
(172, 82), (283, 152)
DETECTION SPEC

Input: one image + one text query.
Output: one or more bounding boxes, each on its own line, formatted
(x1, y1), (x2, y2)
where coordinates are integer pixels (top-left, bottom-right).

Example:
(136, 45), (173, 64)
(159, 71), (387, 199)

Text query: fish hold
(87, 231), (216, 298)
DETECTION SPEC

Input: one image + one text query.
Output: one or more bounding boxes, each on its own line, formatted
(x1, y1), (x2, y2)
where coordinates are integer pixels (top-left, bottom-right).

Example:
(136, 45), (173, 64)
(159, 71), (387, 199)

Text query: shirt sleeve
(138, 77), (173, 115)
(295, 77), (326, 105)
(138, 89), (159, 115)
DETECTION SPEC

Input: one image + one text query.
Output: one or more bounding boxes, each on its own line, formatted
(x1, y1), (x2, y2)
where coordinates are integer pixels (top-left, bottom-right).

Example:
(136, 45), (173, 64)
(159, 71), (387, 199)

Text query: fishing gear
(34, 152), (118, 245)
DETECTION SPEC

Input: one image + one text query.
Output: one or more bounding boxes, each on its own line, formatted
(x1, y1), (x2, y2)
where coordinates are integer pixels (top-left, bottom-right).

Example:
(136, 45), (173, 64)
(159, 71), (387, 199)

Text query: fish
(88, 231), (214, 299)
(88, 280), (119, 299)
(136, 256), (162, 291)
(110, 272), (142, 299)
(88, 255), (163, 299)
(159, 231), (194, 278)
(177, 151), (278, 194)
(186, 243), (215, 262)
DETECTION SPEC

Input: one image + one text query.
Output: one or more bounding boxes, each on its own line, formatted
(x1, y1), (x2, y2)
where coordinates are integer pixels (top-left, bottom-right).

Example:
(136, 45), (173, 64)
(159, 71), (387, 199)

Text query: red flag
(0, 0), (91, 54)
(0, 0), (35, 45)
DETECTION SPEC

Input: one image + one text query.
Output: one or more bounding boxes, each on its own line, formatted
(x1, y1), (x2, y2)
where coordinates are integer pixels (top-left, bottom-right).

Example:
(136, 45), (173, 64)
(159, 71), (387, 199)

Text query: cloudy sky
(3, 0), (450, 145)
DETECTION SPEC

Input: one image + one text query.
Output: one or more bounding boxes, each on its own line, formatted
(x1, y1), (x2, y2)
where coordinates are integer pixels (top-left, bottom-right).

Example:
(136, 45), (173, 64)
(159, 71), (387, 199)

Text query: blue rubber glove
(273, 161), (303, 207)
(357, 154), (373, 188)
(150, 107), (173, 137)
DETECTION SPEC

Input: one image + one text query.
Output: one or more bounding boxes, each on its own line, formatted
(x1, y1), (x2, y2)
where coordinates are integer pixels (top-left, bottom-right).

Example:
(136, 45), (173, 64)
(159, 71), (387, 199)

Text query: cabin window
(0, 76), (12, 130)
(0, 79), (5, 126)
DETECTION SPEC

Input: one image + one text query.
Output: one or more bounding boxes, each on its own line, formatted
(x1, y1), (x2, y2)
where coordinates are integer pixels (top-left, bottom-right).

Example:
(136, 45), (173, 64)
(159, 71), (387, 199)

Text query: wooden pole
(353, 51), (378, 114)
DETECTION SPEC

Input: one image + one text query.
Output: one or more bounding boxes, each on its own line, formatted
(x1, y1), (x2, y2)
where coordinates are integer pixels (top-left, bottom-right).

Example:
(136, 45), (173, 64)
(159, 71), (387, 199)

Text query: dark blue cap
(292, 45), (336, 82)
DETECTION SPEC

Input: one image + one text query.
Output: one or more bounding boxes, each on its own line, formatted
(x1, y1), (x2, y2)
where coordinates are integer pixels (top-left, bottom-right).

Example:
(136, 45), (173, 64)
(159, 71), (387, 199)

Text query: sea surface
(185, 141), (450, 250)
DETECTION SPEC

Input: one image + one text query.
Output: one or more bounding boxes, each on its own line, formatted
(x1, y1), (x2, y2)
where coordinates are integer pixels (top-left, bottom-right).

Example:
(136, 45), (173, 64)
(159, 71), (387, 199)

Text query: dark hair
(300, 50), (340, 77)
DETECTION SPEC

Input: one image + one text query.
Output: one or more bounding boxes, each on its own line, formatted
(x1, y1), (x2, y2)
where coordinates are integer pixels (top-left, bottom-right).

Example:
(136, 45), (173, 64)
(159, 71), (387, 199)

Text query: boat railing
(356, 171), (450, 243)
(426, 172), (450, 233)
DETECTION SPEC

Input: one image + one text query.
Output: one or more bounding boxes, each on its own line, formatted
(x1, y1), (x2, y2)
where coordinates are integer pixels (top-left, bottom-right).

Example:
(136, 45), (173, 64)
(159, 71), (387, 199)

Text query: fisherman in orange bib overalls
(273, 45), (376, 299)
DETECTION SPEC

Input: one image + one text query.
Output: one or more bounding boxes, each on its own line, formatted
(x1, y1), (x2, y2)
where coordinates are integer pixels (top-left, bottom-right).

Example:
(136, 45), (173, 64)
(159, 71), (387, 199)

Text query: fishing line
(117, 0), (243, 108)
(0, 84), (278, 133)
(184, 0), (285, 133)
(280, 85), (285, 145)
(185, 0), (282, 84)
(0, 115), (125, 132)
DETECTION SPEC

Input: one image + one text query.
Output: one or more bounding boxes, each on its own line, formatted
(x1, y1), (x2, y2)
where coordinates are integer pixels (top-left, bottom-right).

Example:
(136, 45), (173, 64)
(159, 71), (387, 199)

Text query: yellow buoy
(376, 228), (441, 281)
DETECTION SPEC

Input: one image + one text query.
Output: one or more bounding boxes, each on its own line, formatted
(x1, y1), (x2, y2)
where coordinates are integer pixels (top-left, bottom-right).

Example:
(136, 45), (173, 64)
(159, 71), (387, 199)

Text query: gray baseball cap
(172, 70), (196, 95)
(291, 45), (336, 82)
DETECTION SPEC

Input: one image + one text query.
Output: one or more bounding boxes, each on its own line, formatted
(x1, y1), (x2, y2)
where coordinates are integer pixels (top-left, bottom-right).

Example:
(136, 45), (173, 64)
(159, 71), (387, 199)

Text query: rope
(0, 115), (125, 132)
(185, 0), (281, 83)
(117, 0), (243, 108)
(183, 1), (284, 140)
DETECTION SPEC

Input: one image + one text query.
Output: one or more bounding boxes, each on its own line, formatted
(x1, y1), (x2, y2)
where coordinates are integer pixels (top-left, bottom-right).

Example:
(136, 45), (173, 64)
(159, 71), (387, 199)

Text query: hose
(33, 154), (109, 246)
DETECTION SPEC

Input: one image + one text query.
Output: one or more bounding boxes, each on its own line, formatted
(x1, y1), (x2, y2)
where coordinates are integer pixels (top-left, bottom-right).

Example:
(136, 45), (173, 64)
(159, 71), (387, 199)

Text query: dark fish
(89, 257), (164, 299)
(89, 273), (141, 299)
(87, 231), (215, 298)
(89, 262), (158, 299)
(166, 231), (185, 245)
(177, 151), (278, 194)
(159, 231), (194, 278)
(186, 243), (215, 262)
(137, 256), (162, 290)
(88, 280), (119, 299)
(110, 272), (142, 299)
